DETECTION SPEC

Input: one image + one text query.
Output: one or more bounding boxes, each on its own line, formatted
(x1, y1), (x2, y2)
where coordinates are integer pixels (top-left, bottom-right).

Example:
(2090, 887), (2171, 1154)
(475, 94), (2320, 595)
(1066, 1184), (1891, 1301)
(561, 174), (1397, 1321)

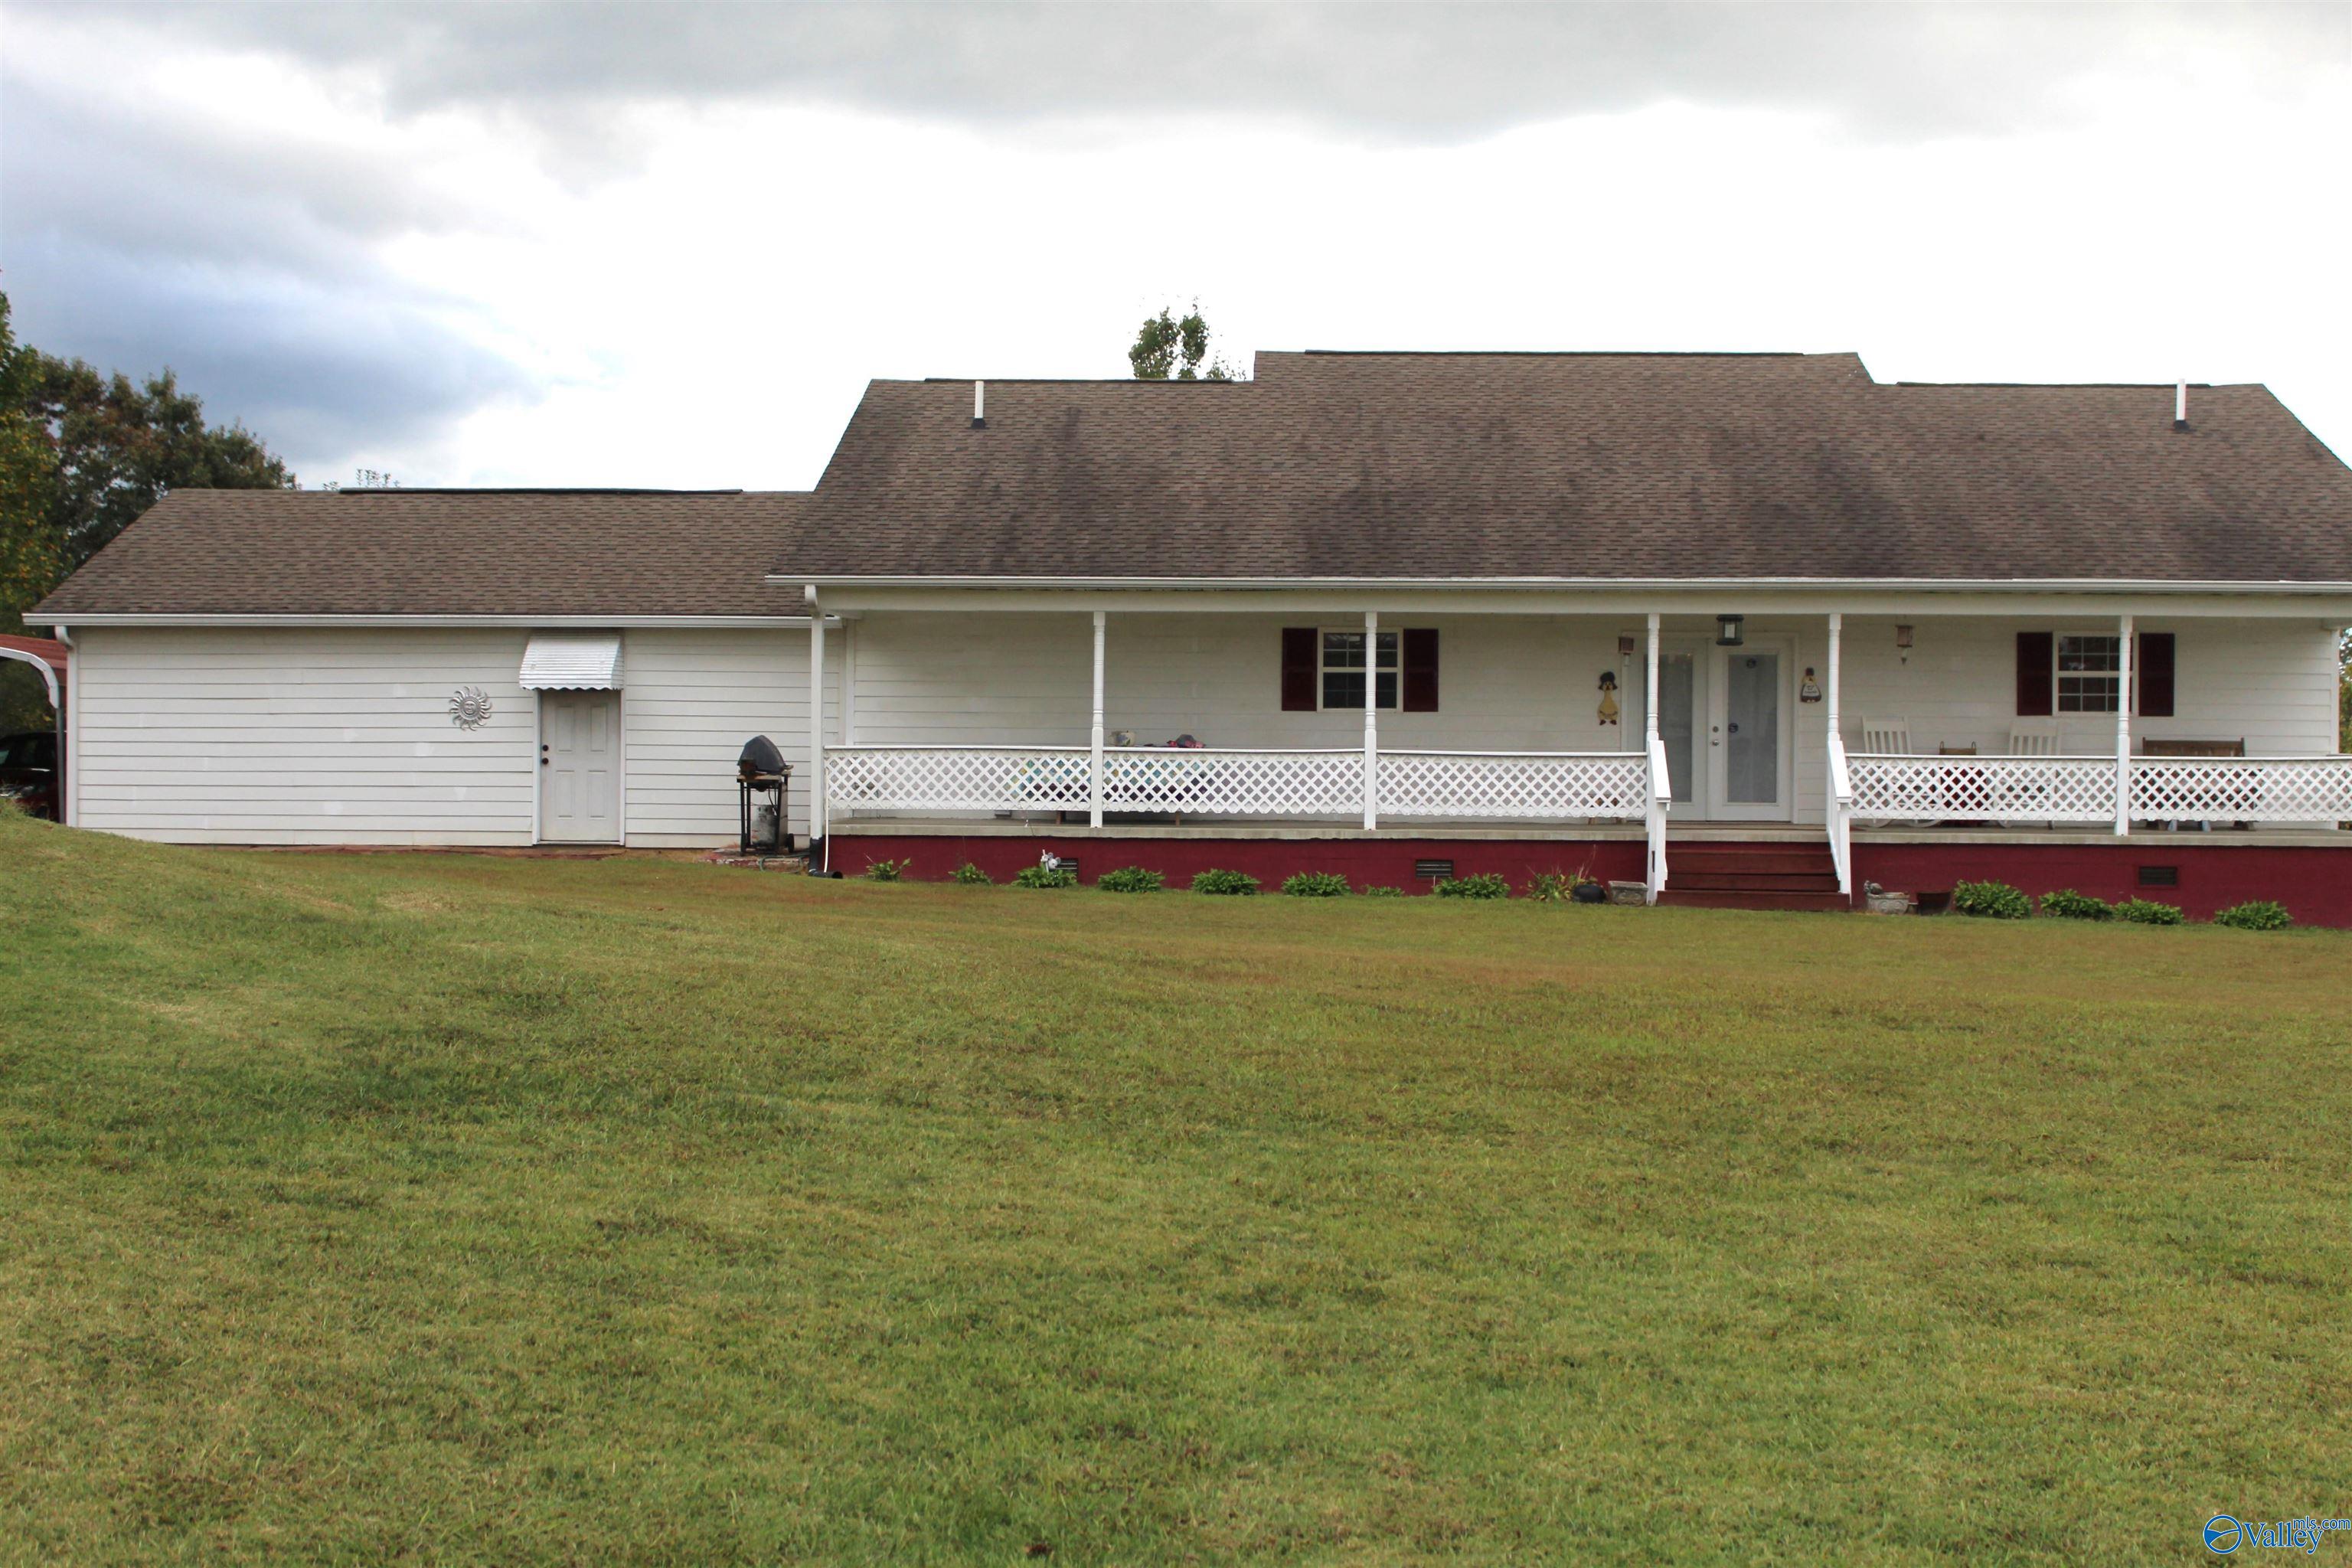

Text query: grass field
(2, 810), (2348, 1564)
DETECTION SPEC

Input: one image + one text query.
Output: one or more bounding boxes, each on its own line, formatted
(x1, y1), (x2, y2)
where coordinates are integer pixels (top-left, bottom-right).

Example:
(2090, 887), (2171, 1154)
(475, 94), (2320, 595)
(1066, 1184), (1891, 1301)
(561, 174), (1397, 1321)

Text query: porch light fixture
(1895, 623), (1914, 665)
(1617, 634), (1637, 657)
(1714, 614), (1746, 647)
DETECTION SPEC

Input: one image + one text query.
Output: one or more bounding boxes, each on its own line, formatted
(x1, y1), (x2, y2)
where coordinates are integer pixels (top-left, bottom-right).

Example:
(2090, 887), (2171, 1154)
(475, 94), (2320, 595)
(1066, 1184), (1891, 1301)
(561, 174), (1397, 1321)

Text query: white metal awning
(518, 632), (624, 690)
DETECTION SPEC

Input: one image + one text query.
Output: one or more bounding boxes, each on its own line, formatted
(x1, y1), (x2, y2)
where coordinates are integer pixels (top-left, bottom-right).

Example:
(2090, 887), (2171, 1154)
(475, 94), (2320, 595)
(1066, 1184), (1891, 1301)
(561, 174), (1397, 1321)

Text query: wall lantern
(1895, 623), (1915, 665)
(1715, 614), (1746, 647)
(1617, 634), (1637, 657)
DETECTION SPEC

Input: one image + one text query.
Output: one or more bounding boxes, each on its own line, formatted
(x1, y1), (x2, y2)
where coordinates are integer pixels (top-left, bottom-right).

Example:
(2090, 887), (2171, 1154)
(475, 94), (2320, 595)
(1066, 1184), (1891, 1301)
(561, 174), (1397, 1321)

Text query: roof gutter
(772, 573), (2352, 595)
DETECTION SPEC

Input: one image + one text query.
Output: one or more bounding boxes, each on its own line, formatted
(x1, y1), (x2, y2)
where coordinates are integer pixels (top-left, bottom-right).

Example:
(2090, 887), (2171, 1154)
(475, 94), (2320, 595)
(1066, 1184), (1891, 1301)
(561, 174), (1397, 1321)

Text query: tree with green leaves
(1128, 303), (1238, 381)
(0, 289), (296, 727)
(0, 296), (62, 644)
(27, 343), (295, 573)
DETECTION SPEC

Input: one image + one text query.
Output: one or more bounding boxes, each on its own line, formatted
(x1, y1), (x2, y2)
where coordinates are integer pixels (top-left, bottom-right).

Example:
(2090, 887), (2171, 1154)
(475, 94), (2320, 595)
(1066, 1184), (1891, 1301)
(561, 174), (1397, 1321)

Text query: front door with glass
(1707, 641), (1791, 821)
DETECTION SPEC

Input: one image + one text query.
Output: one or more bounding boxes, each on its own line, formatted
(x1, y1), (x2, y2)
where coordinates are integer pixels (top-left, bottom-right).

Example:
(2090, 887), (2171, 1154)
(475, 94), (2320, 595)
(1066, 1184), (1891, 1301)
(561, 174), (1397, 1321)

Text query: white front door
(540, 690), (621, 842)
(1707, 639), (1793, 821)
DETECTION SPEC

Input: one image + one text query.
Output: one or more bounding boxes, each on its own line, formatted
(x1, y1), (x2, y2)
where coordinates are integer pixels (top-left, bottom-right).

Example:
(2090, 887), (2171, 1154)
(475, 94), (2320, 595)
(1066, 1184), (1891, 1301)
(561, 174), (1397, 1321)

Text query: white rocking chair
(1998, 720), (2065, 826)
(1852, 718), (1913, 825)
(1858, 717), (1913, 756)
(2007, 721), (2062, 757)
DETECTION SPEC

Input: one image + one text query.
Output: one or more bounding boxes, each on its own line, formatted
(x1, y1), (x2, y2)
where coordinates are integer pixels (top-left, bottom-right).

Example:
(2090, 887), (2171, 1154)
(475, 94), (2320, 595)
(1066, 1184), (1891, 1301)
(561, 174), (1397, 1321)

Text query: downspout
(51, 625), (73, 827)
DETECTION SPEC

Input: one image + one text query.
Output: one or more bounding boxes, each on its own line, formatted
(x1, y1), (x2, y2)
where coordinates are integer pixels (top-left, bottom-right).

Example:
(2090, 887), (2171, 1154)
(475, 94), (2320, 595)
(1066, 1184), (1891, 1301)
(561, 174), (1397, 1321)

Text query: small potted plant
(1570, 858), (1608, 903)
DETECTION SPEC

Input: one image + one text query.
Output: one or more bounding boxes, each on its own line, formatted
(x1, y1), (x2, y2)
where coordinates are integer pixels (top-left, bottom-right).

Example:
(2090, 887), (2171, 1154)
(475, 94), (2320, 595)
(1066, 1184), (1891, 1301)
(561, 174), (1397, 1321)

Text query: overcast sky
(4, 2), (2347, 488)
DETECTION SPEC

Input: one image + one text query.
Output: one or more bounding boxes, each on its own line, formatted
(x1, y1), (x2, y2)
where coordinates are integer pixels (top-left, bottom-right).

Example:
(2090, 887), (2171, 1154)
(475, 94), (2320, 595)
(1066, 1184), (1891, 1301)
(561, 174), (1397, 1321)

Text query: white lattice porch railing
(1846, 753), (2118, 823)
(2130, 756), (2352, 824)
(825, 745), (1091, 814)
(1377, 750), (1650, 820)
(1101, 747), (1363, 817)
(825, 743), (1666, 825)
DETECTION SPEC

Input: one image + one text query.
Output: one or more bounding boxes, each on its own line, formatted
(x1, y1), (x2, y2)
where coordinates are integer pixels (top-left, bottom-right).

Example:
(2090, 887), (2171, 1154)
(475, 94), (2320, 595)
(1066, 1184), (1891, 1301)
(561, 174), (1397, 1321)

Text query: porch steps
(1655, 841), (1851, 913)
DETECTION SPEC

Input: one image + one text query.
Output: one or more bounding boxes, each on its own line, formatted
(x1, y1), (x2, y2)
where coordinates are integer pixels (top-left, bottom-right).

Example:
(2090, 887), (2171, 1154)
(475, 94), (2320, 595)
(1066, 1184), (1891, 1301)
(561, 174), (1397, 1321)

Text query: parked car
(0, 730), (60, 822)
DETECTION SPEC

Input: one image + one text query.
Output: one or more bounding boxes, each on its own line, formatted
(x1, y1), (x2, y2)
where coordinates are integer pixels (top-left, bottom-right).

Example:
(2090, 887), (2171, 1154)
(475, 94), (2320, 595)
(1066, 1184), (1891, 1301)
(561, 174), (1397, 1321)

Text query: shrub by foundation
(2037, 889), (2112, 920)
(1952, 880), (2031, 920)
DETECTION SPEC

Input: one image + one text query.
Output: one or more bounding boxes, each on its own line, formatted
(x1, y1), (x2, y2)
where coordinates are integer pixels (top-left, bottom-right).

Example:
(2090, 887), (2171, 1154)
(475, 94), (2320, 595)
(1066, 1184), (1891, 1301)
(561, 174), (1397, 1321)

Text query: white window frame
(1318, 628), (1400, 712)
(2053, 631), (2123, 714)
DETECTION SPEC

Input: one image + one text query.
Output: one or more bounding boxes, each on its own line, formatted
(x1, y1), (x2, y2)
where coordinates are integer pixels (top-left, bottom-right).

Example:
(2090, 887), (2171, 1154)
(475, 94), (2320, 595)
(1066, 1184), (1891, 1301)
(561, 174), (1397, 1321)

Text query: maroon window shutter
(1280, 627), (1318, 711)
(2138, 632), (2175, 717)
(2016, 632), (2054, 717)
(1402, 629), (1439, 712)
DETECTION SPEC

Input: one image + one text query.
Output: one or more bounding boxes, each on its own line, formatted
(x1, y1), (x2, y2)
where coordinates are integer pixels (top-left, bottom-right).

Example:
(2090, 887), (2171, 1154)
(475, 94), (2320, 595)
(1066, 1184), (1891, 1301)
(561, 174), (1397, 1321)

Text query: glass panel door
(1658, 652), (1697, 809)
(1722, 652), (1781, 805)
(1707, 642), (1789, 821)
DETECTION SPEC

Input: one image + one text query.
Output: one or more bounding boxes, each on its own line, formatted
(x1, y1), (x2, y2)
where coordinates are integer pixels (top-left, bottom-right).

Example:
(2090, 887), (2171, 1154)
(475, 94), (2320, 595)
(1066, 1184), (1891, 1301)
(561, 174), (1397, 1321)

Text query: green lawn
(2, 812), (2347, 1565)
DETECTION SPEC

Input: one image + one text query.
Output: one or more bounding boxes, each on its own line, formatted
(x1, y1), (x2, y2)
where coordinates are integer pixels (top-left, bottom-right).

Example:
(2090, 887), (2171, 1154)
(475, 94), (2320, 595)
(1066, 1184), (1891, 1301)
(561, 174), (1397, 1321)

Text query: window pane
(1322, 632), (1364, 671)
(1376, 671), (1399, 709)
(2058, 635), (2120, 673)
(1374, 632), (1399, 669)
(1323, 671), (1366, 710)
(2057, 675), (2119, 713)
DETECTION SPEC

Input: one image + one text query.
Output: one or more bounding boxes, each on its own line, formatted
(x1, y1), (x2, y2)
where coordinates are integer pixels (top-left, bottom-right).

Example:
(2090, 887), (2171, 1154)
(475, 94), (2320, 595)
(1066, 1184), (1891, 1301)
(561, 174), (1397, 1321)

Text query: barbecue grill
(736, 736), (794, 854)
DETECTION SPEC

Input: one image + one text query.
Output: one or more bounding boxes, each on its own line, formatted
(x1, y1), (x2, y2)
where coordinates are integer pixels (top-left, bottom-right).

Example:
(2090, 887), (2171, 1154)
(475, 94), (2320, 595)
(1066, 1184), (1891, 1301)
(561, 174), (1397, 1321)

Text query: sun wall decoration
(449, 686), (495, 730)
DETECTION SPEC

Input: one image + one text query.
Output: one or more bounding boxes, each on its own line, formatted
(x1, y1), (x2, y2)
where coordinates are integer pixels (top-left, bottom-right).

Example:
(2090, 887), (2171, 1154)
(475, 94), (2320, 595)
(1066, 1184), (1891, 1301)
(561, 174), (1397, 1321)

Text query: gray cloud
(5, 1), (2341, 479)
(0, 56), (541, 477)
(5, 228), (539, 466)
(73, 1), (2352, 149)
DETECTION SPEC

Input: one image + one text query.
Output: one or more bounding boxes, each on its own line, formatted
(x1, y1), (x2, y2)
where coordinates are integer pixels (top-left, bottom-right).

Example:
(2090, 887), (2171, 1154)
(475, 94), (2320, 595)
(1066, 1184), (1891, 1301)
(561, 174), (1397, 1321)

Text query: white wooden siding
(842, 611), (2338, 828)
(63, 613), (2337, 844)
(69, 626), (828, 848)
(70, 628), (539, 844)
(619, 629), (825, 847)
(850, 612), (1648, 753)
(1834, 616), (2340, 759)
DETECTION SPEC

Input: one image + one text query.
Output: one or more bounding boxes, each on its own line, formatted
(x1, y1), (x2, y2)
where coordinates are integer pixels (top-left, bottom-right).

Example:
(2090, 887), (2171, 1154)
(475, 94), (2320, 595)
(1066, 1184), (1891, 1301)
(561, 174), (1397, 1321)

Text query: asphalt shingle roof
(33, 490), (811, 618)
(782, 351), (2352, 583)
(34, 352), (2352, 619)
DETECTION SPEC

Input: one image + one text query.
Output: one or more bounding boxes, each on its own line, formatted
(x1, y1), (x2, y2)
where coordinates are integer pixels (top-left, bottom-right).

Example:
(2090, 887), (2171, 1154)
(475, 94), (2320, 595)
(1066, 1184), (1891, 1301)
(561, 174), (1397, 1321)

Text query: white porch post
(1826, 612), (1851, 897)
(1089, 610), (1106, 828)
(2115, 611), (2134, 835)
(840, 619), (857, 745)
(1826, 612), (1844, 745)
(1645, 612), (1661, 750)
(806, 586), (827, 847)
(1644, 611), (1665, 901)
(1362, 610), (1380, 829)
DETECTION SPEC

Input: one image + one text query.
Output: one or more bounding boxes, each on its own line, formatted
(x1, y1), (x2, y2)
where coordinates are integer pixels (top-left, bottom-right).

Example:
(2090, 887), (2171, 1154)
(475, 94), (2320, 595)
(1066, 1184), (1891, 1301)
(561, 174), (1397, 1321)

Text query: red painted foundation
(1851, 841), (2352, 926)
(825, 831), (2352, 926)
(825, 835), (1645, 893)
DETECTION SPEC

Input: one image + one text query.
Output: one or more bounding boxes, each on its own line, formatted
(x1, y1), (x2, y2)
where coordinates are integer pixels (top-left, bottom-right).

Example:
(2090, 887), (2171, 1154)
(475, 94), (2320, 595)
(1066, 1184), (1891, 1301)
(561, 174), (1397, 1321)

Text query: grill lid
(738, 734), (787, 779)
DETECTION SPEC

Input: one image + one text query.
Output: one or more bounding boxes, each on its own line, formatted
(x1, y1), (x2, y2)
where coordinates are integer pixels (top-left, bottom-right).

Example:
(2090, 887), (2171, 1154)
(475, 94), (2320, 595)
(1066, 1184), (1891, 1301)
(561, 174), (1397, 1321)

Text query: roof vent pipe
(2174, 380), (2189, 432)
(972, 380), (986, 430)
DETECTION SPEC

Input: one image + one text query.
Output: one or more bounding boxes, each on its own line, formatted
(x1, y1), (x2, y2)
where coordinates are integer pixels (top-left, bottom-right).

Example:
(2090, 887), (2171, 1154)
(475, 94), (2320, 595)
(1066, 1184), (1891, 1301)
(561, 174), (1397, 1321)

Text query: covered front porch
(799, 594), (2351, 901)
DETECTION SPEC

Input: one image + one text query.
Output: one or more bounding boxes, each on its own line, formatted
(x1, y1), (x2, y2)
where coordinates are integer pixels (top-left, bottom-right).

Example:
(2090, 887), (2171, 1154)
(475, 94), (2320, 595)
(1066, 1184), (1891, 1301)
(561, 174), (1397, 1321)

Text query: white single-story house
(31, 351), (2352, 918)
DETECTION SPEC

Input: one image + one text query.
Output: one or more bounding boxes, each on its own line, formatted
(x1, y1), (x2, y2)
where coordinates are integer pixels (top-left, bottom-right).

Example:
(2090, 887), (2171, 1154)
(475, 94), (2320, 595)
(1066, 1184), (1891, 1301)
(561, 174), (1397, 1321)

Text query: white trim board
(803, 587), (2352, 620)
